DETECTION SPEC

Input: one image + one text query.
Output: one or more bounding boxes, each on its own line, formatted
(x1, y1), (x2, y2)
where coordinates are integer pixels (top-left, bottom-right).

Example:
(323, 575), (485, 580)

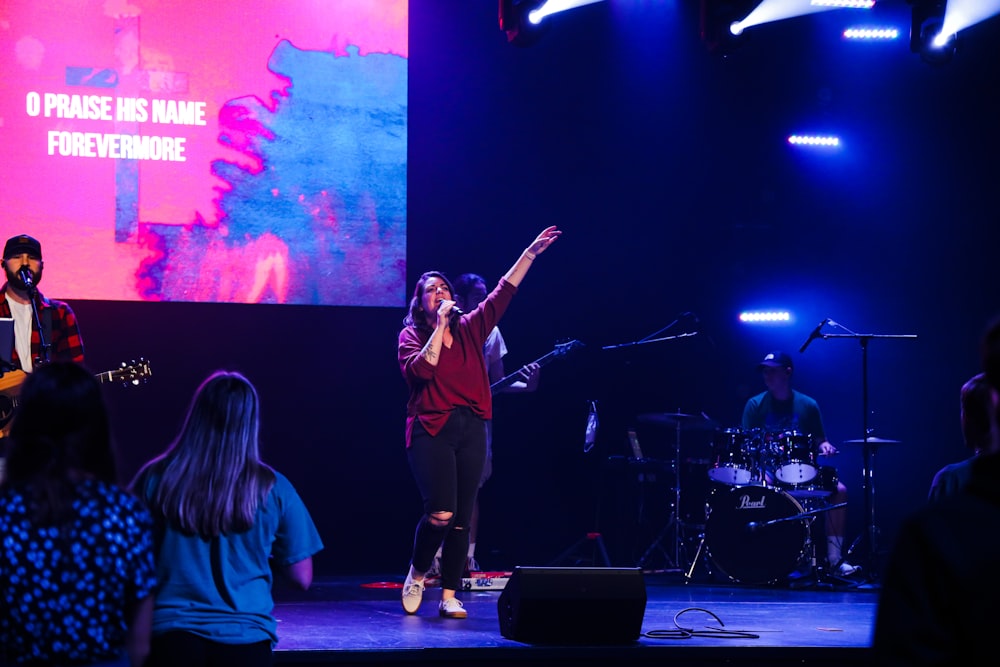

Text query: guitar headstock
(554, 339), (584, 357)
(102, 359), (152, 387)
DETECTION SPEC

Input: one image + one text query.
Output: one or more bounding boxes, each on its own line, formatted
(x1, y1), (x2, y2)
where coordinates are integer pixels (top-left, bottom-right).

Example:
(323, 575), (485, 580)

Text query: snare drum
(782, 465), (838, 500)
(768, 431), (819, 485)
(707, 428), (757, 486)
(705, 485), (809, 585)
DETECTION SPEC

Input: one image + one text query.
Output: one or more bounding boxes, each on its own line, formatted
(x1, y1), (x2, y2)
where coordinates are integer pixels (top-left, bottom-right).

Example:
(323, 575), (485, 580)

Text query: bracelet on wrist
(524, 250), (536, 261)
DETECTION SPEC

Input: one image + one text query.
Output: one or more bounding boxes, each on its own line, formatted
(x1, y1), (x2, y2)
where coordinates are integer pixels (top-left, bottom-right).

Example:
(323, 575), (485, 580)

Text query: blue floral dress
(0, 478), (157, 664)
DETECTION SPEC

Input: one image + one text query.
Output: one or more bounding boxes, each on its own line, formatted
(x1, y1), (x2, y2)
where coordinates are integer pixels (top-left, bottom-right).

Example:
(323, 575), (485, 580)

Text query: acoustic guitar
(0, 359), (152, 437)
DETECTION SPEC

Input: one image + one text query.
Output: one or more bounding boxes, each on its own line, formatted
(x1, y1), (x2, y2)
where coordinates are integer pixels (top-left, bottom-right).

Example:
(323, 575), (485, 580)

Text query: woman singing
(397, 226), (560, 619)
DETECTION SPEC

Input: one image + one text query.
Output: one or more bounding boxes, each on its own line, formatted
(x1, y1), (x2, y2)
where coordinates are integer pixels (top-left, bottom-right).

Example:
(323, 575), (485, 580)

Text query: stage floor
(271, 572), (880, 666)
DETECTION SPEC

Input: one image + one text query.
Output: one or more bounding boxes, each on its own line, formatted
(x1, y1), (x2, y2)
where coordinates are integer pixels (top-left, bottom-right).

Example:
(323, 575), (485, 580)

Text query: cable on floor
(642, 607), (761, 640)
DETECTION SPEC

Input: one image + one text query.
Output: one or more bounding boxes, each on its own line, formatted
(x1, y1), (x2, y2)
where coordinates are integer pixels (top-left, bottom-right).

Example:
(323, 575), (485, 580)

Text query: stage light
(700, 0), (762, 54)
(843, 27), (900, 39)
(712, 0), (854, 46)
(499, 0), (604, 46)
(739, 311), (792, 324)
(908, 0), (957, 64)
(499, 0), (548, 46)
(788, 134), (841, 146)
(811, 0), (875, 7)
(911, 0), (1000, 55)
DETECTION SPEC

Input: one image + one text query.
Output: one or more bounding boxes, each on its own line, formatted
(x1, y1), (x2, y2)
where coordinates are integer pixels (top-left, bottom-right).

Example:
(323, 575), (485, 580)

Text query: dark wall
(70, 1), (1000, 576)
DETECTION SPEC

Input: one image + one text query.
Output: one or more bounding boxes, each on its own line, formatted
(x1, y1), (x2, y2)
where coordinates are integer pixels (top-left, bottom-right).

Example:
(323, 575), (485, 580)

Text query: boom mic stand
(799, 319), (916, 581)
(599, 313), (702, 572)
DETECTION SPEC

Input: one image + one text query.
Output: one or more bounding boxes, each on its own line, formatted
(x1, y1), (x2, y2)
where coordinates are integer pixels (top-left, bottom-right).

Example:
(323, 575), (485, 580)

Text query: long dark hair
(2, 362), (116, 525)
(402, 271), (456, 334)
(130, 370), (275, 537)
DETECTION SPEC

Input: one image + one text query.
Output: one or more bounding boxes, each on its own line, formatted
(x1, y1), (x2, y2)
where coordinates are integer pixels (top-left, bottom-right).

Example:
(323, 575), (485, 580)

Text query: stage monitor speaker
(497, 566), (646, 644)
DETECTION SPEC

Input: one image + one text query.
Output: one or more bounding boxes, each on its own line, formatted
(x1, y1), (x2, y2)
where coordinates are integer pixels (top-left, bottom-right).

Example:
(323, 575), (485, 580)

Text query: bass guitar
(490, 339), (583, 395)
(0, 359), (152, 436)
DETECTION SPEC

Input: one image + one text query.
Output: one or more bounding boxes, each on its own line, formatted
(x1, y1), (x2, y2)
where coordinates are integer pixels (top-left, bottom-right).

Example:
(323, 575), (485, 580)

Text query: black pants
(147, 632), (272, 667)
(407, 406), (487, 591)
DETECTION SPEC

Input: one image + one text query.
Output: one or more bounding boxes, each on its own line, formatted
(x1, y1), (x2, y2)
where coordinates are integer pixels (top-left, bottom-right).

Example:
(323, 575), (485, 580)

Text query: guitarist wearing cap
(0, 233), (86, 479)
(0, 233), (84, 373)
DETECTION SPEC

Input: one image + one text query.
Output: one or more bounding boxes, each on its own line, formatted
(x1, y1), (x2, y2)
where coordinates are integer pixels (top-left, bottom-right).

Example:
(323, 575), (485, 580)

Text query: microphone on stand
(17, 267), (37, 294)
(799, 318), (830, 353)
(18, 267), (34, 288)
(746, 521), (762, 534)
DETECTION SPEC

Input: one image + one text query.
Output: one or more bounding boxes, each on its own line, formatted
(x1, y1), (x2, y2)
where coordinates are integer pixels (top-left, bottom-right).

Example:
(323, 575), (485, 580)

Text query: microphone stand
(602, 314), (699, 572)
(746, 501), (848, 532)
(26, 284), (52, 366)
(804, 321), (916, 580)
(601, 331), (697, 351)
(602, 312), (699, 351)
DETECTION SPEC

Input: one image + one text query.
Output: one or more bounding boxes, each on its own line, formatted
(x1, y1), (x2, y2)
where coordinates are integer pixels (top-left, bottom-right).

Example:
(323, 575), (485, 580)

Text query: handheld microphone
(450, 305), (465, 317)
(17, 267), (35, 289)
(799, 318), (830, 353)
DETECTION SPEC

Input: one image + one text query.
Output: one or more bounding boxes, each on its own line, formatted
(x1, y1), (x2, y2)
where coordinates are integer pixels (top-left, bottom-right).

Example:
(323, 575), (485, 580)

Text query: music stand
(804, 321), (916, 579)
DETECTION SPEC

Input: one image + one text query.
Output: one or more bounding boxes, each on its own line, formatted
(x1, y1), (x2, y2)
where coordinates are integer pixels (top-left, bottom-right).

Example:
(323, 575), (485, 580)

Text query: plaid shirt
(0, 283), (85, 368)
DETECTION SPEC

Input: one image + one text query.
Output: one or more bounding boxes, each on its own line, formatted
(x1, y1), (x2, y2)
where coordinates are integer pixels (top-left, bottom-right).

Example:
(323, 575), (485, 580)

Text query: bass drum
(705, 486), (809, 585)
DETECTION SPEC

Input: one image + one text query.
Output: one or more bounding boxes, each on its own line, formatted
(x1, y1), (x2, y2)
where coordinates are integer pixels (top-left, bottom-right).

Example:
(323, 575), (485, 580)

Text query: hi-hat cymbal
(843, 437), (901, 445)
(637, 412), (721, 430)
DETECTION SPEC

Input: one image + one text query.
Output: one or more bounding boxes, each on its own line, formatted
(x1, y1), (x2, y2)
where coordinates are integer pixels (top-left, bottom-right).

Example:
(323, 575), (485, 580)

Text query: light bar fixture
(811, 0), (876, 8)
(740, 311), (792, 323)
(843, 27), (900, 39)
(788, 135), (841, 146)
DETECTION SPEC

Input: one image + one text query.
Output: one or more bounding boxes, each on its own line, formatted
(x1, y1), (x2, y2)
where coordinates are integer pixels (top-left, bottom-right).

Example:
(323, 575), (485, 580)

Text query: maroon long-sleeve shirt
(398, 278), (516, 447)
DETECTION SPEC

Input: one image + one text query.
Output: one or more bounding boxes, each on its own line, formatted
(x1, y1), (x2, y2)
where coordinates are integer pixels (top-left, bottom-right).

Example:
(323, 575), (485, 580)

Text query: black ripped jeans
(407, 406), (487, 591)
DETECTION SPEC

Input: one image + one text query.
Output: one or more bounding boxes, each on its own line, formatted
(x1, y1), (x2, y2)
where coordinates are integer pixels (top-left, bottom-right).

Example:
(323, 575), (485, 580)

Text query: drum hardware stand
(778, 502), (860, 589)
(801, 320), (916, 581)
(549, 531), (612, 568)
(635, 509), (680, 572)
(683, 526), (711, 583)
(634, 415), (692, 573)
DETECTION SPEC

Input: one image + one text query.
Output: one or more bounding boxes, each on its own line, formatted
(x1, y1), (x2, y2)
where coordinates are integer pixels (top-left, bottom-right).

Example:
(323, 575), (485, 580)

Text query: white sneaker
(438, 597), (468, 619)
(401, 571), (425, 614)
(836, 561), (862, 577)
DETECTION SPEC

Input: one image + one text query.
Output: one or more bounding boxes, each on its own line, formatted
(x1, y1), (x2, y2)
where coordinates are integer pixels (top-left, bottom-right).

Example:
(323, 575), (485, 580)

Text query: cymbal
(637, 412), (721, 430)
(843, 437), (901, 445)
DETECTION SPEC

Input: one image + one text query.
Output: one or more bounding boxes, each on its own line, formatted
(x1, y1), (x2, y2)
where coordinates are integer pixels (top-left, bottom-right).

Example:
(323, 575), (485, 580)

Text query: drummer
(742, 351), (860, 577)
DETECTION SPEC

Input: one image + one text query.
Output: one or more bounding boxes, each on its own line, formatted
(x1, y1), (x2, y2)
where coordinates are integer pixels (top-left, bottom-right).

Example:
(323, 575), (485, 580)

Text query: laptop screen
(0, 318), (15, 370)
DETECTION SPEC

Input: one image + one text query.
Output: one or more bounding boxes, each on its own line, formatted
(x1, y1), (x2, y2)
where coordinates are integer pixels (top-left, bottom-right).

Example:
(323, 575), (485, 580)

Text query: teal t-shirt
(142, 469), (323, 645)
(742, 389), (826, 442)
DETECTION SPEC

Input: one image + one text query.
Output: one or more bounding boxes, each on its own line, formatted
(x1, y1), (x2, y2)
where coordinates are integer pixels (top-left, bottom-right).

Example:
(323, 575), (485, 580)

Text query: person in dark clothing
(873, 316), (1000, 665)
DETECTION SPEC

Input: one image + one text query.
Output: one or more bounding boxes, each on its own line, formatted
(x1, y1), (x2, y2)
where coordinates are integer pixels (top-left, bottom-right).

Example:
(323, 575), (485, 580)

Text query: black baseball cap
(758, 351), (793, 370)
(3, 234), (42, 260)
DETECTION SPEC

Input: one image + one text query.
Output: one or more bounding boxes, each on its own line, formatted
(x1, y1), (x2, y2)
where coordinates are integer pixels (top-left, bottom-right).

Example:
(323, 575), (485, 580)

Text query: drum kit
(699, 426), (845, 585)
(632, 413), (868, 586)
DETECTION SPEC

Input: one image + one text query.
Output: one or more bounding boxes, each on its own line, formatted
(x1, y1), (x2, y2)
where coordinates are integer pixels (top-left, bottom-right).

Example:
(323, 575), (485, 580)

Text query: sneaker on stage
(401, 571), (425, 614)
(438, 597), (468, 619)
(835, 560), (862, 577)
